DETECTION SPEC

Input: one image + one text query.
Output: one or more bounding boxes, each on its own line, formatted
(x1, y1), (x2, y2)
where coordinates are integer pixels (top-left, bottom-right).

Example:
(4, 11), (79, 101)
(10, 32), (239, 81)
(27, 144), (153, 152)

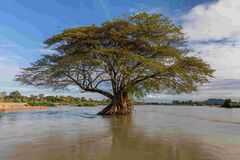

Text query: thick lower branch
(64, 73), (114, 100)
(84, 88), (114, 100)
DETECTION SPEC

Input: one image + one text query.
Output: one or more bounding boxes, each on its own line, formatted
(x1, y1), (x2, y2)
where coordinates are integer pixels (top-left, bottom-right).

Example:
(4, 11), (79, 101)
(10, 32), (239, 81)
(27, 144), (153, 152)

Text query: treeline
(136, 102), (170, 105)
(0, 91), (109, 107)
(172, 99), (240, 108)
(222, 99), (240, 108)
(172, 100), (208, 106)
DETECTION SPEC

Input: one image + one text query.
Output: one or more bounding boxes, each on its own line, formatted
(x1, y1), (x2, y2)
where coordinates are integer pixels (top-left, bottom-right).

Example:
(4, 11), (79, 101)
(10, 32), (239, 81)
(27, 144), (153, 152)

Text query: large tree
(16, 13), (214, 115)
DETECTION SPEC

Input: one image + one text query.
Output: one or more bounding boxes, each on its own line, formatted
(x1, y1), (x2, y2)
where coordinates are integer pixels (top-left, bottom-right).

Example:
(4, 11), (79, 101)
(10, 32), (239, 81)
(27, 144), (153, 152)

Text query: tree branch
(63, 72), (114, 100)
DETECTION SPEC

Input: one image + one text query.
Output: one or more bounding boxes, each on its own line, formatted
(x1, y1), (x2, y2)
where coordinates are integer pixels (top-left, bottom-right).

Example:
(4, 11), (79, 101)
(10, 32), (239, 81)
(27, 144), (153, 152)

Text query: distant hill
(203, 99), (225, 105)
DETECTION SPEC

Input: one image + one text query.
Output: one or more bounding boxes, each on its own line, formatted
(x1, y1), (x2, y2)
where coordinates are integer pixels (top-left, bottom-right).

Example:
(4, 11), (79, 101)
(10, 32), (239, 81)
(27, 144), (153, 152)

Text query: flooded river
(1, 105), (240, 160)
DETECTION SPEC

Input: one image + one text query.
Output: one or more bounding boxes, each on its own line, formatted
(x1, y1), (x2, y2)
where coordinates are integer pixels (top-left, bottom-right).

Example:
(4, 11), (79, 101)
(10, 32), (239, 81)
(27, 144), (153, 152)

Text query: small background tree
(0, 92), (7, 102)
(222, 99), (232, 108)
(16, 13), (214, 115)
(9, 91), (23, 102)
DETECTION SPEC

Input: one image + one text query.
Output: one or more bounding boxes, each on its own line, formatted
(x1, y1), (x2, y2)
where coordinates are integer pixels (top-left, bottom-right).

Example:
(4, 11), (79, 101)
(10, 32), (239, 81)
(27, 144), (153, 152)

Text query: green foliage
(1, 91), (107, 107)
(27, 101), (56, 107)
(222, 99), (240, 108)
(77, 102), (103, 107)
(29, 95), (38, 101)
(9, 91), (22, 99)
(172, 100), (206, 106)
(171, 99), (226, 106)
(16, 12), (214, 101)
(222, 99), (232, 108)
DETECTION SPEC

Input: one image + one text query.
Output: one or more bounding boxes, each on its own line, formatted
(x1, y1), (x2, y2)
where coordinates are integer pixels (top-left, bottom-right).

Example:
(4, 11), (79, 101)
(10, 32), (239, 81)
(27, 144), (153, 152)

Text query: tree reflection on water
(11, 116), (217, 160)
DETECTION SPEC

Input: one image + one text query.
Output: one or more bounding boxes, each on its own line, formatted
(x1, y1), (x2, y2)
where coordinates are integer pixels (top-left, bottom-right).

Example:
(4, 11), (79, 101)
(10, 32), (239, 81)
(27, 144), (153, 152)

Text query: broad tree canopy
(16, 13), (214, 114)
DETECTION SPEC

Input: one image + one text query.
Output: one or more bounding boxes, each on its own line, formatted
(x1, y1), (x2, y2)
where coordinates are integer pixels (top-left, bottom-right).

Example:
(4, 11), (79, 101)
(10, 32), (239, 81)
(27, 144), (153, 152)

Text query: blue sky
(1, 0), (240, 102)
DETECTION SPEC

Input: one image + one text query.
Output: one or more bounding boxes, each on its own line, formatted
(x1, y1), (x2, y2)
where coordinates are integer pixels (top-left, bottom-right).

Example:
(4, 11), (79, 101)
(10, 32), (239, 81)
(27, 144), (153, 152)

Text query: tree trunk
(98, 92), (133, 115)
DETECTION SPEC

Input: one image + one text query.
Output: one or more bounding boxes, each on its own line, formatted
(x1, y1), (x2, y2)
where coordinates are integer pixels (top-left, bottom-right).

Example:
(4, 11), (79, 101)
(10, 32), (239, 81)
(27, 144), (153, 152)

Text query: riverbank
(0, 103), (47, 112)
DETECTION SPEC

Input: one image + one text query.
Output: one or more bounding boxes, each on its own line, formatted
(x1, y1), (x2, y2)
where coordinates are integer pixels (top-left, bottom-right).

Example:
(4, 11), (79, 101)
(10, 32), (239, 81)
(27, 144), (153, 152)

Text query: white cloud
(182, 0), (240, 80)
(191, 42), (240, 79)
(182, 0), (240, 41)
(147, 0), (240, 102)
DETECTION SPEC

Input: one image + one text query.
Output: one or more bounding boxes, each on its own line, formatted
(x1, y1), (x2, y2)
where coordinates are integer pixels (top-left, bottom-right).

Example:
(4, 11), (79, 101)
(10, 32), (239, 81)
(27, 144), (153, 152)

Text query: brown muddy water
(1, 105), (240, 160)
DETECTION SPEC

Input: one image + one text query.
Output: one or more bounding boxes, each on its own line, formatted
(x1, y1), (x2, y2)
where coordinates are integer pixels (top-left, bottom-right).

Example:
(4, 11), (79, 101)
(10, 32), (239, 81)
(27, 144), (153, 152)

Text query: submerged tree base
(98, 101), (133, 115)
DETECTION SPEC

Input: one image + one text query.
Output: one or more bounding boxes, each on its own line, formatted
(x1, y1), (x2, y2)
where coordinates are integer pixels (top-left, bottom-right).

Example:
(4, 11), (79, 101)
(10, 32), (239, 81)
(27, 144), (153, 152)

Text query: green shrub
(77, 102), (102, 107)
(28, 101), (56, 107)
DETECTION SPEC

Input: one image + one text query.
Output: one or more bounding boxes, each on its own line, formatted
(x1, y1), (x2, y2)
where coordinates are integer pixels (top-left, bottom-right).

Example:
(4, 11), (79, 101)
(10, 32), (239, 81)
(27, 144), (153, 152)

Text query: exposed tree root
(98, 100), (133, 115)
